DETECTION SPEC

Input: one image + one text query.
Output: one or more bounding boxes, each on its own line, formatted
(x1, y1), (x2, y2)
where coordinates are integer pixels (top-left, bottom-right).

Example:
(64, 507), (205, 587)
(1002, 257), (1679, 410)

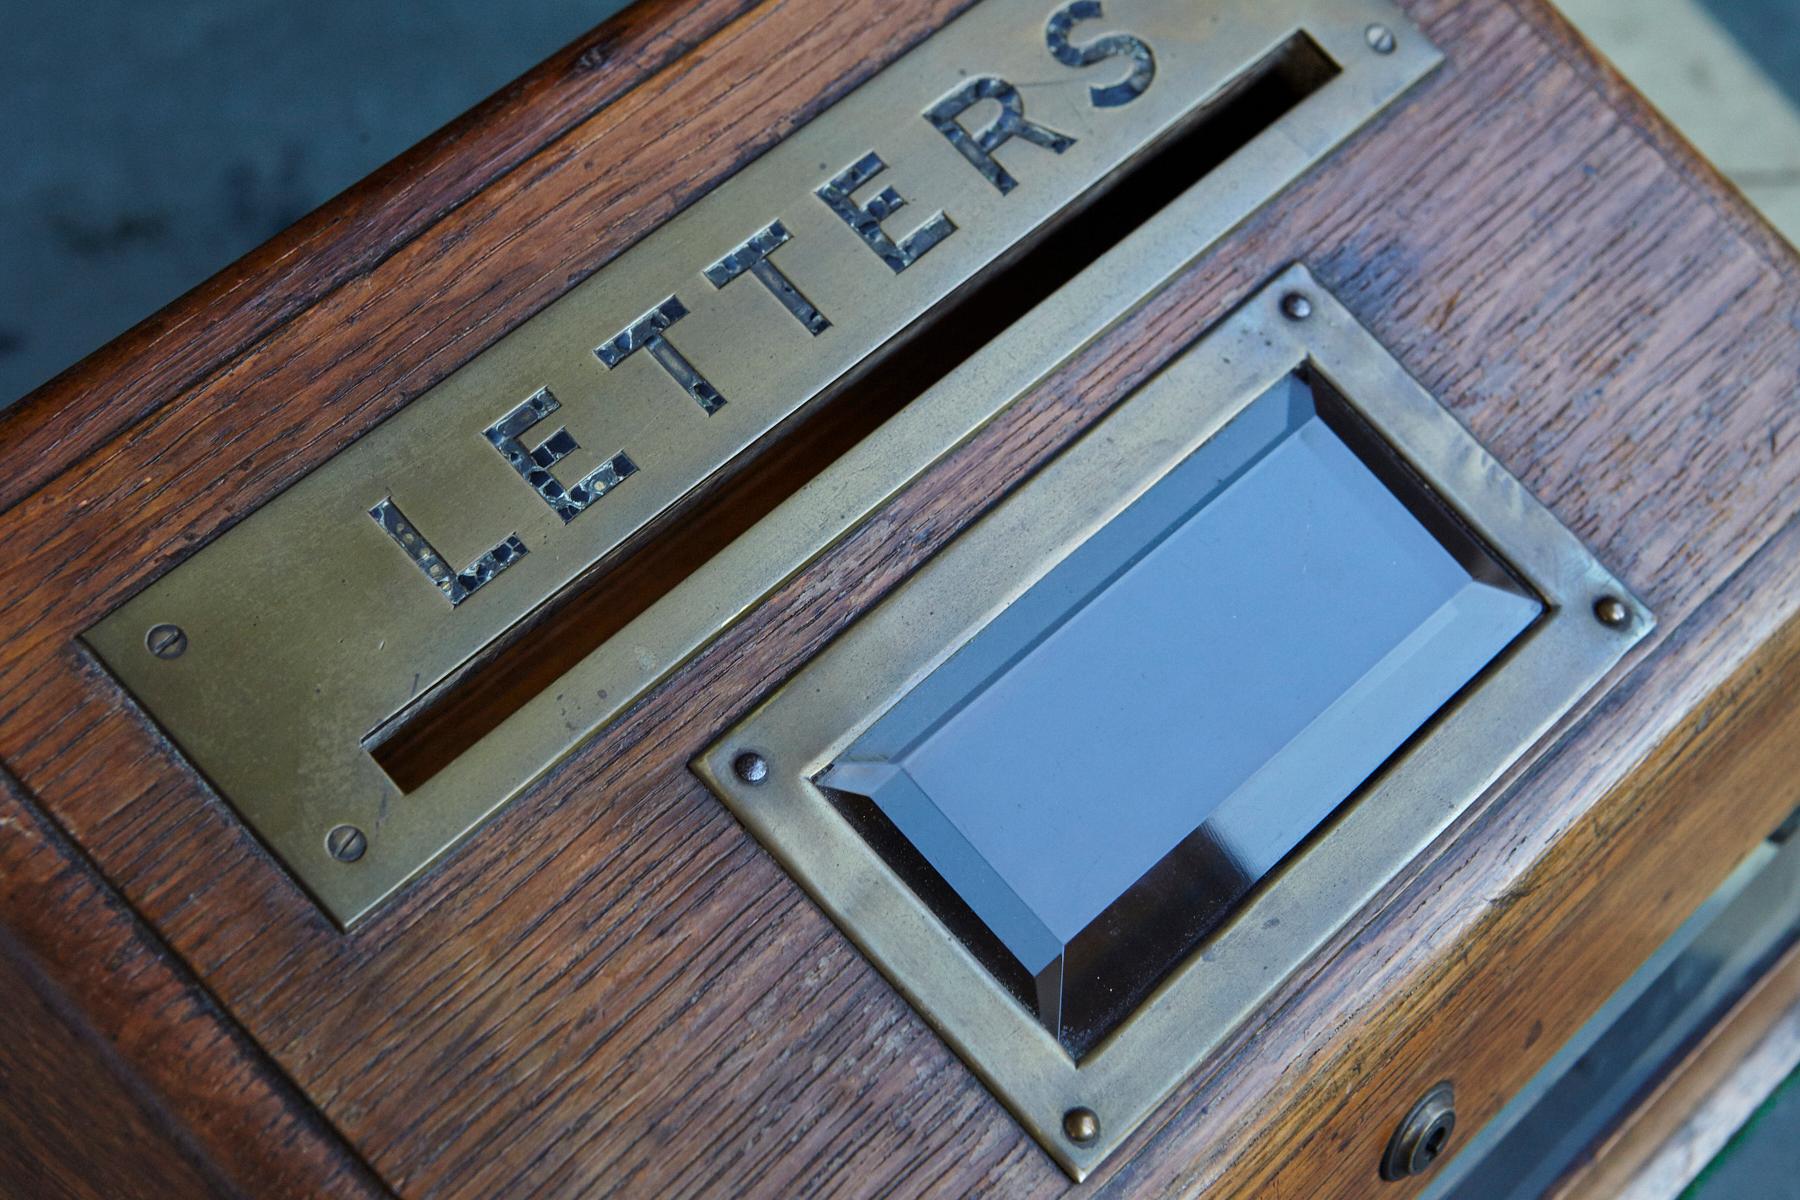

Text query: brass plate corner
(694, 265), (1651, 1179)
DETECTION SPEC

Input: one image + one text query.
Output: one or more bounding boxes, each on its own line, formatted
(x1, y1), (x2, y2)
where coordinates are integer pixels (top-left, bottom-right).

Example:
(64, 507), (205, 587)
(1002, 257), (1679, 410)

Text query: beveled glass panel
(819, 372), (1543, 1054)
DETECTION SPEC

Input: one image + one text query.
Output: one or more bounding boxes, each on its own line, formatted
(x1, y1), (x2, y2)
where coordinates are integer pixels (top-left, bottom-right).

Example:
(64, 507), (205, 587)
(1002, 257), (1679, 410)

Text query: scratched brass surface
(86, 0), (1439, 926)
(696, 266), (1652, 1180)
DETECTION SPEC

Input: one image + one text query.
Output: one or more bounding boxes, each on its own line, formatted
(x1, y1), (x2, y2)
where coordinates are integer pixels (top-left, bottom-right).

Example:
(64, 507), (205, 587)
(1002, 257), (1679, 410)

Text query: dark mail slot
(367, 34), (1341, 796)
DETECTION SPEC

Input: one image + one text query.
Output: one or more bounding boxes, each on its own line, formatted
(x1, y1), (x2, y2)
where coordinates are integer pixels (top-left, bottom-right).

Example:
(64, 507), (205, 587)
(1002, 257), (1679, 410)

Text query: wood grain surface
(0, 767), (386, 1199)
(0, 0), (1797, 1196)
(0, 925), (236, 1200)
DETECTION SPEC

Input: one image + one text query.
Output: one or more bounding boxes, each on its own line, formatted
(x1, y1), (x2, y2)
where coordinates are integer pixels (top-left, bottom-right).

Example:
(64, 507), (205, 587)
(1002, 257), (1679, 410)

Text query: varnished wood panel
(0, 0), (1796, 1196)
(0, 769), (385, 1199)
(0, 927), (234, 1200)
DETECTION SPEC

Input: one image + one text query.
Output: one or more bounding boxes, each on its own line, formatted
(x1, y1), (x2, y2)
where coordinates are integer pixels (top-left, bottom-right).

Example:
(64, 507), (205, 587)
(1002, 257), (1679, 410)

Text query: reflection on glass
(819, 372), (1544, 1057)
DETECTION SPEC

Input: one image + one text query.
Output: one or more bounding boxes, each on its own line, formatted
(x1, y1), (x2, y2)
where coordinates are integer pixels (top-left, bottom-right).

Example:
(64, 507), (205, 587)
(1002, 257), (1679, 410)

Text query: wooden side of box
(0, 768), (382, 1199)
(0, 923), (236, 1200)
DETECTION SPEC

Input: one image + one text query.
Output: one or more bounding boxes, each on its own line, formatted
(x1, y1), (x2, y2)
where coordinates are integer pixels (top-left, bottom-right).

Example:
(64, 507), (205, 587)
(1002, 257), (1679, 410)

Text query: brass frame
(694, 265), (1651, 1179)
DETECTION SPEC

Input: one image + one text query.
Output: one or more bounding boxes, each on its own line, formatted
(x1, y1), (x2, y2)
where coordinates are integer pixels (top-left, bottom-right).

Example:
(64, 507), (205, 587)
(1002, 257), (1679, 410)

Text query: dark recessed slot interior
(367, 34), (1341, 793)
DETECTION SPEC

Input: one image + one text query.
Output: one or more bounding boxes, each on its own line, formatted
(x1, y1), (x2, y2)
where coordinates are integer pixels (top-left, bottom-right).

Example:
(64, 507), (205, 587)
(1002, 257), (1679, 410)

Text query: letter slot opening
(365, 33), (1342, 795)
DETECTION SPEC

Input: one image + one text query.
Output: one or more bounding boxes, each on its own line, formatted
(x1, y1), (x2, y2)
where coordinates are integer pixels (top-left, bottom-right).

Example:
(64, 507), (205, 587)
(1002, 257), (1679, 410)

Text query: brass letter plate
(87, 0), (1440, 926)
(694, 266), (1651, 1179)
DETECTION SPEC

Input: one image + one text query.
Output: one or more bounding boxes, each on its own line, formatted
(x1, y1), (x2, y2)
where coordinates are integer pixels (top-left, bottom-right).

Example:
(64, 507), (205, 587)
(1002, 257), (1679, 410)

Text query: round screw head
(1594, 596), (1630, 628)
(1366, 23), (1398, 54)
(1280, 292), (1313, 321)
(145, 623), (188, 659)
(326, 825), (368, 863)
(1063, 1106), (1100, 1145)
(733, 751), (770, 786)
(1382, 1082), (1455, 1180)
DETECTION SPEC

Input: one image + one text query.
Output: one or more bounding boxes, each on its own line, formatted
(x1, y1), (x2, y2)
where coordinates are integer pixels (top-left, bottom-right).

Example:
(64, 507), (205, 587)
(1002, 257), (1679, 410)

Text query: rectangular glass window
(820, 371), (1543, 1056)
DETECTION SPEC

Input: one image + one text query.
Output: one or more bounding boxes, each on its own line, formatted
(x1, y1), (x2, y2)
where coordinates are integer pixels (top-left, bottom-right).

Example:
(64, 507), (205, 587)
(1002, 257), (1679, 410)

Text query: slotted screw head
(146, 624), (188, 659)
(326, 825), (367, 863)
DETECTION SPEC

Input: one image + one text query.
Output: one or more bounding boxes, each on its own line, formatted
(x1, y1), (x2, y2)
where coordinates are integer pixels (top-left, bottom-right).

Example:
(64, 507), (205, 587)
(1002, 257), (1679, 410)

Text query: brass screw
(1281, 292), (1313, 321)
(1381, 1082), (1456, 1180)
(733, 752), (770, 786)
(1594, 596), (1630, 628)
(1063, 1106), (1100, 1145)
(1366, 24), (1398, 54)
(146, 623), (188, 659)
(326, 825), (368, 863)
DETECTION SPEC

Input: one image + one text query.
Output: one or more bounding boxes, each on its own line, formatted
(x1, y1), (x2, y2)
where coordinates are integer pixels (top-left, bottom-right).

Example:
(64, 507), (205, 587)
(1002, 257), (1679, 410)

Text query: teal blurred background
(0, 0), (628, 410)
(0, 0), (1793, 410)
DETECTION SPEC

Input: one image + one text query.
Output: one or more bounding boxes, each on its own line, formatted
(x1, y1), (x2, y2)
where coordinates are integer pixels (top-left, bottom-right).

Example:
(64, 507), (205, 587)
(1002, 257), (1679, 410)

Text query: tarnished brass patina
(86, 0), (1440, 926)
(695, 267), (1650, 1179)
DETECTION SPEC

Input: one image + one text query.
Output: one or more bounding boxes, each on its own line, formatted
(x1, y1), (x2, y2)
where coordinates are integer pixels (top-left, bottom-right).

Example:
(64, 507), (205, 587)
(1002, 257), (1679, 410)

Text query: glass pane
(819, 371), (1544, 1056)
